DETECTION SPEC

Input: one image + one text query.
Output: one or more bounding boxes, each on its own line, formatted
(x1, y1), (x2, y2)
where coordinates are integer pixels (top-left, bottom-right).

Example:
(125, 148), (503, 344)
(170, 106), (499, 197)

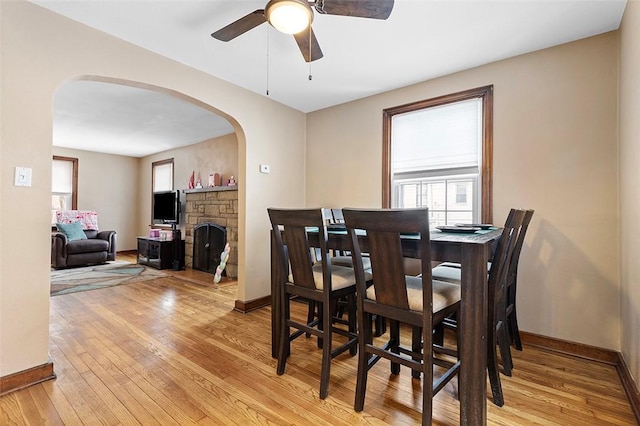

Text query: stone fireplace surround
(183, 186), (238, 278)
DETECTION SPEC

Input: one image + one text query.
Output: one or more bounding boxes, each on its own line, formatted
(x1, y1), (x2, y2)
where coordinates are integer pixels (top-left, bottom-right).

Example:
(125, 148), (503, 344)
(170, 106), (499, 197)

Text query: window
(383, 86), (493, 225)
(51, 156), (78, 224)
(152, 159), (174, 224)
(153, 159), (174, 192)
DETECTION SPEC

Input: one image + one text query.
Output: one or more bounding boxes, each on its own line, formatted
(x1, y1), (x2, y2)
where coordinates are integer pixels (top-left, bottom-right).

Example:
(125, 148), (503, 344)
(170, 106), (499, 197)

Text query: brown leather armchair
(51, 229), (117, 269)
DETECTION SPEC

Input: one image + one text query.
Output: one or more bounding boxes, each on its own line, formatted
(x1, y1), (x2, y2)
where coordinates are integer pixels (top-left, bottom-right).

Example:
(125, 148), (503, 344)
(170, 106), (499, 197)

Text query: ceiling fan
(211, 0), (395, 62)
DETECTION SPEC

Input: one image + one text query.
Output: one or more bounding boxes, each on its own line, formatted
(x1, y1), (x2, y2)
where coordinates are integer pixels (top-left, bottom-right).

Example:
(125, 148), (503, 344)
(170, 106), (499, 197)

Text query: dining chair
(342, 208), (461, 425)
(505, 209), (534, 351)
(268, 208), (367, 399)
(432, 209), (534, 350)
(435, 209), (527, 407)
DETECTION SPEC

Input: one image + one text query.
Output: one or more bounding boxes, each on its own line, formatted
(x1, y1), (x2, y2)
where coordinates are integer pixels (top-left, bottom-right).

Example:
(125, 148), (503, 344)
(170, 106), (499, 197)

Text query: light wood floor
(1, 259), (636, 425)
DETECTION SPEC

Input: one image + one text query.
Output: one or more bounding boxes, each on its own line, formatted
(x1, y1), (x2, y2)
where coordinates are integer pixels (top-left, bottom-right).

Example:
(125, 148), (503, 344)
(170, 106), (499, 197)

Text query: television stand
(137, 236), (184, 270)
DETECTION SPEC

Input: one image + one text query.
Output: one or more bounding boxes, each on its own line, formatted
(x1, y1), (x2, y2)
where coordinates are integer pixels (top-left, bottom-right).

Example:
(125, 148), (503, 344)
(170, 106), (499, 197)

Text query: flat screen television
(153, 190), (180, 224)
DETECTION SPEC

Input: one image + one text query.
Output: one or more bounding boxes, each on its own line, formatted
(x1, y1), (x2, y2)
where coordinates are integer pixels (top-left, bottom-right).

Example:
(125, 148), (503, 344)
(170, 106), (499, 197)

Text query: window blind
(153, 162), (173, 192)
(52, 159), (73, 193)
(391, 98), (482, 174)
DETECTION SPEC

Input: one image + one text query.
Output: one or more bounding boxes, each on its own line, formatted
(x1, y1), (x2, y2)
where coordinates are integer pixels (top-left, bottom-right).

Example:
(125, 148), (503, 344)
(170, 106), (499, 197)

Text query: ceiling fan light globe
(265, 0), (313, 34)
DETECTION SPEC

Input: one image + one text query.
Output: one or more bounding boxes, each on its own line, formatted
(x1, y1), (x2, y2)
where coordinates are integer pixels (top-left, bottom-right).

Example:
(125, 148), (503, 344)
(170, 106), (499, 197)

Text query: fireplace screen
(193, 222), (227, 274)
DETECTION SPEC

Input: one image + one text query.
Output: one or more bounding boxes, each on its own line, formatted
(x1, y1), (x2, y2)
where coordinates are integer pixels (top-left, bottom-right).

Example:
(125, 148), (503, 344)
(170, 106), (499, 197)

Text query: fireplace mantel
(183, 185), (237, 194)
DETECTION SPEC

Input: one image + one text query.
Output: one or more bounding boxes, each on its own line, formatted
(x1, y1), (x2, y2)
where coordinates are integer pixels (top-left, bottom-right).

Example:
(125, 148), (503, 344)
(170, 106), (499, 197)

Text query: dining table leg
(271, 230), (280, 358)
(459, 242), (489, 425)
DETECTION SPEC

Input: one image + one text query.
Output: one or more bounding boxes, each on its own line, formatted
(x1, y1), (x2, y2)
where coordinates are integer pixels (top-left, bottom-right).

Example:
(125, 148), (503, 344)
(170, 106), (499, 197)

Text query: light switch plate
(260, 164), (270, 174)
(14, 167), (32, 187)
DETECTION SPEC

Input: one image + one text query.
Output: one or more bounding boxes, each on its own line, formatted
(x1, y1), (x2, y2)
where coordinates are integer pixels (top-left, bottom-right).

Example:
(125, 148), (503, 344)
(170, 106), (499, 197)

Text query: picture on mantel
(209, 173), (221, 187)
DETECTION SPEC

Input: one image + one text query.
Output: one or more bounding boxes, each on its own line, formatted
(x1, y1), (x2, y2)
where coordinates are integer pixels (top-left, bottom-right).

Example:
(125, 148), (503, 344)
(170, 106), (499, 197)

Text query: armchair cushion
(66, 238), (109, 254)
(56, 221), (87, 241)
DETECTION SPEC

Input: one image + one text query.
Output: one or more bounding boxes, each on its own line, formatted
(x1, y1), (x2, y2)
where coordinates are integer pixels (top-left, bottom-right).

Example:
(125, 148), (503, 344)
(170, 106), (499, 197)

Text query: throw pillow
(57, 221), (87, 241)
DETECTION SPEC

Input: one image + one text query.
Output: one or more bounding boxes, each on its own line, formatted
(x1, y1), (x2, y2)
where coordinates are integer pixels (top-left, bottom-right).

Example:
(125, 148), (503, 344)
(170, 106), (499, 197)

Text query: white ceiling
(54, 81), (235, 157)
(33, 0), (627, 157)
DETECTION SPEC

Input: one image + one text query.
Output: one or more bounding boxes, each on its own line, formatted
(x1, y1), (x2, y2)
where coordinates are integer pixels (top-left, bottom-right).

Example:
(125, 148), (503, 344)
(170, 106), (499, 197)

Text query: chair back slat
(367, 231), (409, 309)
(286, 226), (317, 288)
(507, 209), (535, 280)
(488, 209), (526, 309)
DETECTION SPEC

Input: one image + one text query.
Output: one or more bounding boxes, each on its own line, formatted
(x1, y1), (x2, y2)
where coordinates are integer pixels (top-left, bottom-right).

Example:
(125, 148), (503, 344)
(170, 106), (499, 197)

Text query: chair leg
(354, 312), (372, 412)
(422, 326), (433, 426)
(319, 298), (332, 400)
(373, 314), (386, 337)
(306, 300), (316, 338)
(411, 326), (422, 379)
(316, 302), (324, 349)
(433, 322), (444, 346)
(390, 320), (400, 375)
(487, 325), (504, 407)
(276, 292), (290, 375)
(508, 308), (523, 351)
(347, 293), (357, 356)
(498, 324), (514, 376)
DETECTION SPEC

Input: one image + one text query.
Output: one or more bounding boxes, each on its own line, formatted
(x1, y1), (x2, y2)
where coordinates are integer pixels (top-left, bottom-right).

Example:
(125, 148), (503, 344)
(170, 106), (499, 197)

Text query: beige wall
(619, 0), (640, 385)
(52, 147), (139, 250)
(2, 0), (636, 387)
(138, 133), (238, 238)
(307, 33), (620, 350)
(0, 0), (305, 377)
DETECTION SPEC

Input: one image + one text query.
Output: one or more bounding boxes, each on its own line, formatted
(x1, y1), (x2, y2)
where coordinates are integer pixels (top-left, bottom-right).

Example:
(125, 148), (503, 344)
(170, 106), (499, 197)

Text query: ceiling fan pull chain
(266, 25), (270, 95)
(308, 27), (313, 81)
(315, 0), (326, 14)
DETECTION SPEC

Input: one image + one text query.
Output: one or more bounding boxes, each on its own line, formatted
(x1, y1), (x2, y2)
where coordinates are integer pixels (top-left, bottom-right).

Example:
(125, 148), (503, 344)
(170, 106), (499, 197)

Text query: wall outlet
(260, 164), (270, 174)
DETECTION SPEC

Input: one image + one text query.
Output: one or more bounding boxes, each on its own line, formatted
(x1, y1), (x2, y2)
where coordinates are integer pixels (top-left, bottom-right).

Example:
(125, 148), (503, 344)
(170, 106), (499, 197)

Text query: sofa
(51, 229), (117, 269)
(51, 210), (117, 269)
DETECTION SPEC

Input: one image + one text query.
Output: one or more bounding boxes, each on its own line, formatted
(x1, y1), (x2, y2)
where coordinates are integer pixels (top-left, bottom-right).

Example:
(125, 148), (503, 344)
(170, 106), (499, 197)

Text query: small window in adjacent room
(152, 158), (174, 223)
(153, 159), (174, 192)
(51, 156), (78, 225)
(382, 85), (493, 225)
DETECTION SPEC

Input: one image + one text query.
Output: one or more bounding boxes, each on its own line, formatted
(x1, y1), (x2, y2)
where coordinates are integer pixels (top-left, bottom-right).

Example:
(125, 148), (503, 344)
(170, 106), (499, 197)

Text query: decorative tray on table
(436, 225), (481, 233)
(454, 223), (493, 230)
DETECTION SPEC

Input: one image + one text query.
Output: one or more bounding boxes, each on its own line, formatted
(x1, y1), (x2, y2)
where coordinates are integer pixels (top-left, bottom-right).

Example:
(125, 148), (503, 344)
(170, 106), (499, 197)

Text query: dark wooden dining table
(270, 226), (502, 426)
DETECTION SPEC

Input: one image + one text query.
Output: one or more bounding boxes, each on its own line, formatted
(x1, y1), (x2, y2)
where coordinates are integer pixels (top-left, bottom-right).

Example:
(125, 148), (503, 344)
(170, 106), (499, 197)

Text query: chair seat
(309, 263), (372, 290)
(432, 262), (493, 284)
(431, 264), (463, 284)
(66, 238), (109, 254)
(365, 276), (461, 313)
(330, 255), (372, 271)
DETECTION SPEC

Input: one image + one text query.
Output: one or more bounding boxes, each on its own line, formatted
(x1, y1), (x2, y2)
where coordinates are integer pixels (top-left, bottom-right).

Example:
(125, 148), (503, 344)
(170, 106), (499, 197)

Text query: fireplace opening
(193, 222), (227, 275)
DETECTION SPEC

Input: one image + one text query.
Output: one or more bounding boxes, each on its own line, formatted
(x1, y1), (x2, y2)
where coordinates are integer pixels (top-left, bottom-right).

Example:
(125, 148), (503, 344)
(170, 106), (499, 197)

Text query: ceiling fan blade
(316, 0), (394, 20)
(211, 9), (266, 42)
(293, 27), (324, 63)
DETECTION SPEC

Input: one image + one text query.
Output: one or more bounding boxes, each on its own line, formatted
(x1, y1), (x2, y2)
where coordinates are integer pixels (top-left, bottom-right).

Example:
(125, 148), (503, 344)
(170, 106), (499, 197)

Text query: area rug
(50, 261), (168, 296)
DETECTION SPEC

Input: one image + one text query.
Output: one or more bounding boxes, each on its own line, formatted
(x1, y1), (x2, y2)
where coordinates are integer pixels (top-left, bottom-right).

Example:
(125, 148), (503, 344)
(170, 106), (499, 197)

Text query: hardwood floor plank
(1, 263), (635, 425)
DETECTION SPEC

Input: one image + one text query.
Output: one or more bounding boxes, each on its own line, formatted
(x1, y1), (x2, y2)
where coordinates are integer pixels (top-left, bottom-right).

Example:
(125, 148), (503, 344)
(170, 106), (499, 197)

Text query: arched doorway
(51, 77), (244, 280)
